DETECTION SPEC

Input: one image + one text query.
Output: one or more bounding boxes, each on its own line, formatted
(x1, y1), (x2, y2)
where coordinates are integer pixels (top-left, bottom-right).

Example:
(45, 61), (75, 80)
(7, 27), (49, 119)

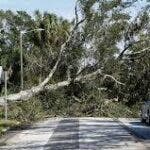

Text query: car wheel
(146, 116), (150, 125)
(141, 118), (146, 123)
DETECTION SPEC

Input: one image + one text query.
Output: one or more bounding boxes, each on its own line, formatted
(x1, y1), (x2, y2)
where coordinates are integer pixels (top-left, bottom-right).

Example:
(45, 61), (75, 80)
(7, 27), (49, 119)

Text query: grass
(0, 120), (20, 136)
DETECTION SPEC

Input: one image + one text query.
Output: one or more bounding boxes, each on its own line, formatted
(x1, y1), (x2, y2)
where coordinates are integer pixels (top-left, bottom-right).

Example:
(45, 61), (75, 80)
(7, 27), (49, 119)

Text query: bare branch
(75, 69), (125, 85)
(125, 47), (150, 57)
(67, 65), (72, 81)
(75, 69), (102, 82)
(75, 2), (79, 24)
(118, 39), (149, 59)
(118, 44), (132, 59)
(45, 80), (71, 91)
(45, 69), (124, 91)
(72, 95), (82, 103)
(0, 67), (124, 106)
(104, 75), (125, 85)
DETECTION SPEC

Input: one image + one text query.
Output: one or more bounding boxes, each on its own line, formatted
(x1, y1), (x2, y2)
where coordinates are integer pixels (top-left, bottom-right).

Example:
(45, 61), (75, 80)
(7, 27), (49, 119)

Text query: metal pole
(20, 33), (23, 90)
(4, 71), (8, 121)
(20, 29), (44, 90)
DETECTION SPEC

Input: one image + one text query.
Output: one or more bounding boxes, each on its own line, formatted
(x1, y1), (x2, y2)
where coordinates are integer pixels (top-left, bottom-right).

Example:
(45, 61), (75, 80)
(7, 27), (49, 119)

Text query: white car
(141, 101), (150, 125)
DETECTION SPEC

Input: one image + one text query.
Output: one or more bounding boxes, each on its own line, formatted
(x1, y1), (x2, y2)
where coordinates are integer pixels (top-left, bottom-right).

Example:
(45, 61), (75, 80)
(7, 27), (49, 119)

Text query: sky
(0, 0), (76, 20)
(0, 0), (149, 20)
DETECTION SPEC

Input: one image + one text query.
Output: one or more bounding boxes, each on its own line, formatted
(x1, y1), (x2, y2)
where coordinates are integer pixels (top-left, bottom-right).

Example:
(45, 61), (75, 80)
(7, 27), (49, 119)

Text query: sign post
(0, 66), (3, 84)
(4, 71), (8, 121)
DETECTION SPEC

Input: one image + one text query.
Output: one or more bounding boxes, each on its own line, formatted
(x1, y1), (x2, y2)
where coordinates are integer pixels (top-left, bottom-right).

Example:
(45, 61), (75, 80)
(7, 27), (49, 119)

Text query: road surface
(119, 118), (150, 149)
(0, 118), (149, 150)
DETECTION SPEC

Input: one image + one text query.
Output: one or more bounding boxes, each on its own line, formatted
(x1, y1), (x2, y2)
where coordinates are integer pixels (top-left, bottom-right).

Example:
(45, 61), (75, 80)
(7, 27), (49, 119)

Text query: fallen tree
(0, 67), (124, 105)
(0, 15), (85, 105)
(0, 4), (126, 106)
(0, 1), (149, 107)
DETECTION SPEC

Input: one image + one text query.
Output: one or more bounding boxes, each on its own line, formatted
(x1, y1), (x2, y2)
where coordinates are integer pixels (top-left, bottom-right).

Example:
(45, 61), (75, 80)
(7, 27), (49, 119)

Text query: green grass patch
(0, 120), (20, 135)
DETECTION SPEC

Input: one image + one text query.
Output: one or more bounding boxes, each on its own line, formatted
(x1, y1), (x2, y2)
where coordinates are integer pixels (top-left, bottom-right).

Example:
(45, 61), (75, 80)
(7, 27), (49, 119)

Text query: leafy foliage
(0, 0), (150, 122)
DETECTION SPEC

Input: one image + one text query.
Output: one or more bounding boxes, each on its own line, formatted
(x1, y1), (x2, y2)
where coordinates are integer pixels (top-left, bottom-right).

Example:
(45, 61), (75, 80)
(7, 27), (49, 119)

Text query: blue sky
(0, 0), (149, 20)
(0, 0), (76, 20)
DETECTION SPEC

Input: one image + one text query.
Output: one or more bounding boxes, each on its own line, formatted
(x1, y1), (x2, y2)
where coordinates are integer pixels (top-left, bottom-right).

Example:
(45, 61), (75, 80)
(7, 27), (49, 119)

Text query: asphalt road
(119, 118), (150, 149)
(0, 118), (149, 150)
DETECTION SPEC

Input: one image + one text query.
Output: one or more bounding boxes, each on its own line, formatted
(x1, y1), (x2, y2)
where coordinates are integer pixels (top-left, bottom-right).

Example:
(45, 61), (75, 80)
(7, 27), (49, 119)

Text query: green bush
(8, 97), (45, 124)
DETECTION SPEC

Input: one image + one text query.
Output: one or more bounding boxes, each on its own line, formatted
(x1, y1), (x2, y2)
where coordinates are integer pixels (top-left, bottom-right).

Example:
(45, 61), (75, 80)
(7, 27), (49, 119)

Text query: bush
(8, 97), (45, 124)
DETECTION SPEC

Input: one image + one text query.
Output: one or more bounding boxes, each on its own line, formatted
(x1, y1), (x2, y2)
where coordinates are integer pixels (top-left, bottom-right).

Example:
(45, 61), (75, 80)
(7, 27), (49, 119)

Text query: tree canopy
(0, 0), (150, 120)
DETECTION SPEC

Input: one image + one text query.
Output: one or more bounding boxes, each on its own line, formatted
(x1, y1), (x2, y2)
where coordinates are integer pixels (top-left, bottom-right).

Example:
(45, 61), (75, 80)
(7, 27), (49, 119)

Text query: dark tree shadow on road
(44, 119), (79, 150)
(0, 118), (145, 150)
(127, 121), (150, 140)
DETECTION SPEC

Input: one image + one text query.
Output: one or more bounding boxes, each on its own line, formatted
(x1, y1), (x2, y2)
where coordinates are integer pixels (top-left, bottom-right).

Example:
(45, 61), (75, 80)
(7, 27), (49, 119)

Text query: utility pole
(20, 33), (23, 90)
(4, 71), (8, 121)
(20, 28), (44, 90)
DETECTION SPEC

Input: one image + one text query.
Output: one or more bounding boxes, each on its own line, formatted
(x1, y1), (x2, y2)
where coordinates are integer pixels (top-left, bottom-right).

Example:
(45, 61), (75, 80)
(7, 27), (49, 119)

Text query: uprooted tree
(0, 0), (150, 109)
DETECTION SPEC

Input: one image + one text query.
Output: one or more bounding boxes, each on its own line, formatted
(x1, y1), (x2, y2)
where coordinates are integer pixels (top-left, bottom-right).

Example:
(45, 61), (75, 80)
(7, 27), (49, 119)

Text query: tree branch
(125, 47), (150, 57)
(0, 18), (85, 106)
(0, 68), (124, 106)
(45, 69), (124, 90)
(75, 2), (79, 24)
(117, 39), (149, 59)
(75, 69), (102, 82)
(104, 75), (125, 85)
